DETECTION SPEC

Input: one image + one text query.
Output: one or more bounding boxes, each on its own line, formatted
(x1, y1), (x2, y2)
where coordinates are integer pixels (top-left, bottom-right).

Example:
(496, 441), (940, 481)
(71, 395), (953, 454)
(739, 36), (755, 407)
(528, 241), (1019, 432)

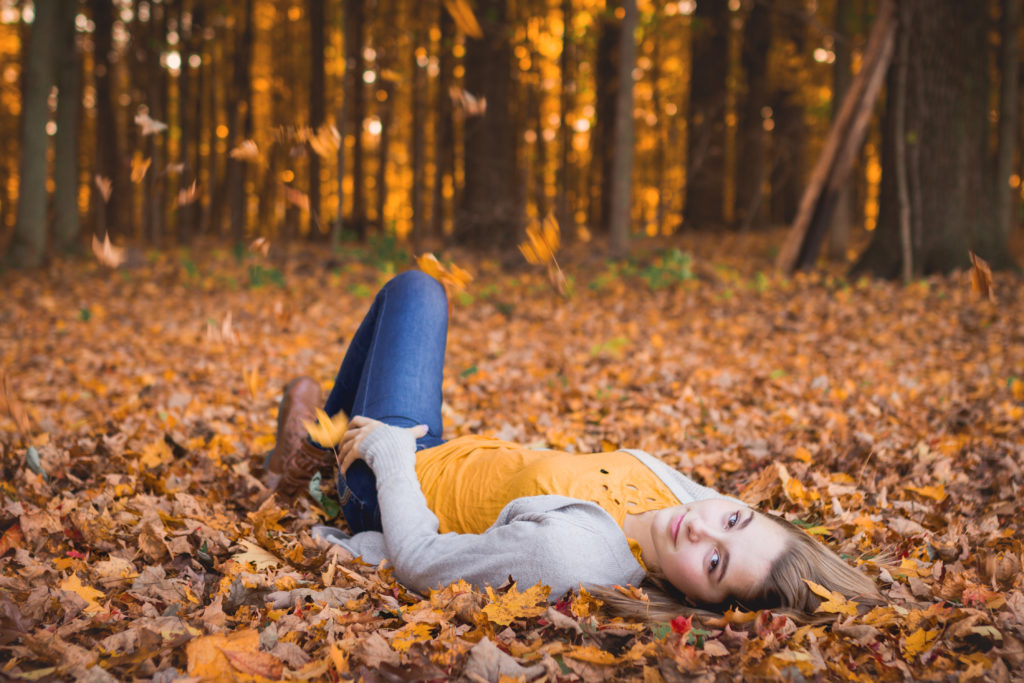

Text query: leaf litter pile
(1, 236), (1023, 681)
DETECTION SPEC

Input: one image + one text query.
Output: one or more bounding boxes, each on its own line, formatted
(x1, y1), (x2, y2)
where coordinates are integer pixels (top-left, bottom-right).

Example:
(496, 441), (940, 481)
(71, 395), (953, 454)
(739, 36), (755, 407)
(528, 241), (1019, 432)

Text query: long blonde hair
(595, 511), (885, 623)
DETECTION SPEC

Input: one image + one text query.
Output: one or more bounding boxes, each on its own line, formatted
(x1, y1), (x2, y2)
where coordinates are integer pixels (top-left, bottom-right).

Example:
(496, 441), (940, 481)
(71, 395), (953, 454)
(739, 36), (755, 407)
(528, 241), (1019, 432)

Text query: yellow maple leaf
(570, 586), (603, 618)
(903, 628), (939, 657)
(803, 579), (858, 616)
(565, 644), (619, 665)
(303, 408), (348, 448)
(482, 582), (550, 626)
(59, 573), (105, 614)
(391, 622), (434, 652)
(139, 439), (173, 469)
(233, 539), (282, 571)
(905, 484), (946, 502)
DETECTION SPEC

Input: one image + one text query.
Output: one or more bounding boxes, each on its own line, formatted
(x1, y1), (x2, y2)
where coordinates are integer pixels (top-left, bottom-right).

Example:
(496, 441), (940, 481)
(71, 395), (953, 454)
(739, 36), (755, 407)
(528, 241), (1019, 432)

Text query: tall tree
(854, 0), (1013, 276)
(308, 0), (326, 236)
(409, 2), (427, 248)
(9, 0), (60, 267)
(456, 0), (520, 246)
(226, 0), (254, 243)
(608, 0), (637, 257)
(53, 0), (82, 253)
(769, 0), (807, 225)
(592, 13), (620, 234)
(90, 0), (127, 239)
(430, 4), (456, 242)
(685, 0), (728, 228)
(826, 0), (856, 260)
(734, 0), (772, 230)
(345, 0), (368, 238)
(995, 0), (1020, 242)
(556, 0), (575, 236)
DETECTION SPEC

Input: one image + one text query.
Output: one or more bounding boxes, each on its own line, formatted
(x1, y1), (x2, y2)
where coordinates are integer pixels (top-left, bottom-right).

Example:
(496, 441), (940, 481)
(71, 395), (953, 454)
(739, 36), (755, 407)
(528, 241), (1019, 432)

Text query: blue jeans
(323, 270), (448, 533)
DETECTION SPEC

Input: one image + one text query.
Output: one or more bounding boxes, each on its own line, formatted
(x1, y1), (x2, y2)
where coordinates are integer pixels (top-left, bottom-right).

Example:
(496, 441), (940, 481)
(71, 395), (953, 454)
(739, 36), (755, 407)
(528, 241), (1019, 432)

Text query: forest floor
(1, 231), (1023, 681)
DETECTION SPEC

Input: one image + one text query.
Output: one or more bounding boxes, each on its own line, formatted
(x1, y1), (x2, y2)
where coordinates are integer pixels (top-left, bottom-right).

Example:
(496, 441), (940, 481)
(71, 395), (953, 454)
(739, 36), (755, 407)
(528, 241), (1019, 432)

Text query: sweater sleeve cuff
(360, 424), (418, 480)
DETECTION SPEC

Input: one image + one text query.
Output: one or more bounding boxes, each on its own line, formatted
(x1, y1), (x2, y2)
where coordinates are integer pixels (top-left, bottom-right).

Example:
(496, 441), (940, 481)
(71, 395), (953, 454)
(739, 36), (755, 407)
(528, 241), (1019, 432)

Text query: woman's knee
(384, 270), (448, 313)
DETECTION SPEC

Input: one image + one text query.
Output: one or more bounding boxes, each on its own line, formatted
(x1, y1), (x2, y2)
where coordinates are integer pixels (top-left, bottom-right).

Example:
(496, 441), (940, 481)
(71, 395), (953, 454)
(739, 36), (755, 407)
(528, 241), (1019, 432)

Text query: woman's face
(645, 500), (788, 604)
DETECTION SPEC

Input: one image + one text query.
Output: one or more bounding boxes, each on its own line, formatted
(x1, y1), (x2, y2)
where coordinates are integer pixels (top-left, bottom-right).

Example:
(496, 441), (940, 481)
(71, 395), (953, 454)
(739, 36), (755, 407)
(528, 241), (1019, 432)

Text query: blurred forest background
(1, 0), (1022, 277)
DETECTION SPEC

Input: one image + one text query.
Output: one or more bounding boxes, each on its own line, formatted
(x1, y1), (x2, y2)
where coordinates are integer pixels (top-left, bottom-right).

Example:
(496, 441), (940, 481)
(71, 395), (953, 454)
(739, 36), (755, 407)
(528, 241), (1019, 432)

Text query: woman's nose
(685, 515), (708, 541)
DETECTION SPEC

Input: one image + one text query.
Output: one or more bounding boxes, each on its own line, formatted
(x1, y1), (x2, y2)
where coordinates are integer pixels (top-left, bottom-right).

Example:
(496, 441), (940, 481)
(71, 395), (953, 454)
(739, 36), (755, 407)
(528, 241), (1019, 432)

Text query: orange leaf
(443, 0), (484, 38)
(905, 483), (946, 502)
(91, 232), (126, 268)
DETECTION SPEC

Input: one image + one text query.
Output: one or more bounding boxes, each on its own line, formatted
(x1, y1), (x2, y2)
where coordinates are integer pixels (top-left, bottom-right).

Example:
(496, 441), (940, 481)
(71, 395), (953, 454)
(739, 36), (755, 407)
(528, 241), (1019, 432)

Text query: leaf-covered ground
(2, 233), (1023, 681)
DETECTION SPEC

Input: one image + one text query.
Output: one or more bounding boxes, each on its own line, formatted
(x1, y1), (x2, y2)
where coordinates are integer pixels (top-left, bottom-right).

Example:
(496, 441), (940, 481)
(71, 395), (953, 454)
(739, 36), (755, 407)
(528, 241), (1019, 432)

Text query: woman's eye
(709, 550), (720, 573)
(727, 512), (739, 528)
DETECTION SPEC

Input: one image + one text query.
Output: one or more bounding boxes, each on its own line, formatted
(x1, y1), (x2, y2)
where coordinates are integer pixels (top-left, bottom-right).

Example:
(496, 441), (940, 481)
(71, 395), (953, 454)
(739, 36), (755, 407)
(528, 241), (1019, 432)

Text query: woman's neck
(623, 510), (659, 572)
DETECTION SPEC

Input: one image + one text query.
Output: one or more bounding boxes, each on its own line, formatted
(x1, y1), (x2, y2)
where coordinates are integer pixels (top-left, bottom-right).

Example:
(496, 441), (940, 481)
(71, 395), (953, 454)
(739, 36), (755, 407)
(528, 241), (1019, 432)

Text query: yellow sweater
(414, 435), (679, 535)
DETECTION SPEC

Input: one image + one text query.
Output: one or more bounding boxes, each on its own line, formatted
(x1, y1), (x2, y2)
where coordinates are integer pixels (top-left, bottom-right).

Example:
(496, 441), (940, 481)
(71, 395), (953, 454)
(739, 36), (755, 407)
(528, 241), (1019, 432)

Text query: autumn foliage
(1, 234), (1023, 680)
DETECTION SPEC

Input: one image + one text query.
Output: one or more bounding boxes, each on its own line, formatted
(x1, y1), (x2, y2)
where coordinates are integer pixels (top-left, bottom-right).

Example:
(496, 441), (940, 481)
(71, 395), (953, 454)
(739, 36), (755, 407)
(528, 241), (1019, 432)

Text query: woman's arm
(341, 420), (645, 598)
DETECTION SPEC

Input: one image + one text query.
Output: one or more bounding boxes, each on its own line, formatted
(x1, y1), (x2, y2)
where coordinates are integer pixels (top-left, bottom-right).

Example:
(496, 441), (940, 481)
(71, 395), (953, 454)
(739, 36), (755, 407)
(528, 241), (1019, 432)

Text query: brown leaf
(968, 251), (996, 303)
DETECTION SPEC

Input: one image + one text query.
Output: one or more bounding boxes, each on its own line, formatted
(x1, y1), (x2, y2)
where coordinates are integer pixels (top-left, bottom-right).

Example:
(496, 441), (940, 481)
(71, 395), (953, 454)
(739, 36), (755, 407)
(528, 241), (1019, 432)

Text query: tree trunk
(53, 0), (82, 254)
(608, 0), (636, 258)
(769, 1), (807, 225)
(685, 0), (728, 228)
(226, 0), (253, 244)
(826, 0), (856, 260)
(346, 0), (367, 238)
(854, 0), (1012, 277)
(431, 3), (455, 242)
(410, 4), (427, 248)
(734, 0), (772, 230)
(90, 0), (127, 239)
(556, 0), (575, 237)
(592, 14), (620, 234)
(10, 0), (59, 267)
(308, 0), (326, 236)
(376, 82), (394, 232)
(996, 0), (1020, 242)
(144, 0), (168, 246)
(456, 0), (520, 247)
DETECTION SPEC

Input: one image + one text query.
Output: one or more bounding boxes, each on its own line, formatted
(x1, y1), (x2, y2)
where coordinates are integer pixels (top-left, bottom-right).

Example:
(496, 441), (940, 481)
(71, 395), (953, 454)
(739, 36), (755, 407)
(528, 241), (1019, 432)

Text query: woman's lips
(671, 512), (685, 544)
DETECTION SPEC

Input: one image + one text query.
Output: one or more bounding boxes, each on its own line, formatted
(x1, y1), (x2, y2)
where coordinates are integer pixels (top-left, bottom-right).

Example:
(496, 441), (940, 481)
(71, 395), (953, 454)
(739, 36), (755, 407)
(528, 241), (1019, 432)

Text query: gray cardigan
(313, 426), (734, 599)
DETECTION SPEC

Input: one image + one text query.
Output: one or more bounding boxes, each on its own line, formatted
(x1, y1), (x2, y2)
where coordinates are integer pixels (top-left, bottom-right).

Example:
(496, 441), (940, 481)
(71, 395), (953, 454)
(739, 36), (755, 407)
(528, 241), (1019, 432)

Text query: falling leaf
(59, 573), (105, 614)
(303, 408), (348, 448)
(308, 123), (341, 158)
(449, 86), (487, 116)
(248, 237), (270, 256)
(417, 253), (473, 296)
(968, 251), (995, 303)
(130, 152), (152, 183)
(283, 185), (310, 212)
(443, 0), (484, 39)
(134, 108), (168, 135)
(93, 174), (113, 202)
(518, 214), (570, 297)
(91, 232), (126, 268)
(482, 583), (549, 626)
(229, 139), (260, 162)
(803, 579), (859, 616)
(165, 162), (185, 174)
(177, 180), (199, 206)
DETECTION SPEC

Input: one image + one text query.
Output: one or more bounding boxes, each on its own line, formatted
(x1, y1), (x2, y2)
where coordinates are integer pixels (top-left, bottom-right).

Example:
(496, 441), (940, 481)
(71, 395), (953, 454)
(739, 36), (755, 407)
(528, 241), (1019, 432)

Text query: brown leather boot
(264, 377), (322, 488)
(276, 439), (337, 500)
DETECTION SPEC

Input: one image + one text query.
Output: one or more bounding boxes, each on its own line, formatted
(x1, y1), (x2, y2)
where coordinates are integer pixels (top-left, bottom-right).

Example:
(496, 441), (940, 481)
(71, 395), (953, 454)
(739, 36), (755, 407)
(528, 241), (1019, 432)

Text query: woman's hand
(337, 416), (428, 474)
